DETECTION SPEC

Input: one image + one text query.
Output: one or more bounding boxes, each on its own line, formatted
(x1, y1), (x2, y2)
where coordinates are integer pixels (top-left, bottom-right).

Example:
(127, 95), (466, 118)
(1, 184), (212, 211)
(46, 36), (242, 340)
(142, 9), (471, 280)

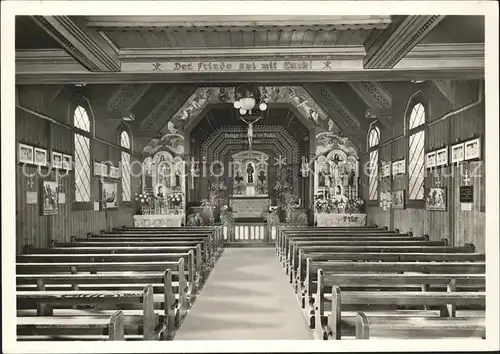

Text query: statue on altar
(246, 163), (255, 183)
(256, 170), (268, 195)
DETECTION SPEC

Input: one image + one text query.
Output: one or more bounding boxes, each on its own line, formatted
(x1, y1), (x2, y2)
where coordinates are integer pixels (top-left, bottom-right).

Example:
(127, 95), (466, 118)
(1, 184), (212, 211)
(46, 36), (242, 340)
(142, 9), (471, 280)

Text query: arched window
(73, 105), (91, 202)
(368, 126), (380, 200)
(120, 130), (132, 202)
(407, 102), (426, 200)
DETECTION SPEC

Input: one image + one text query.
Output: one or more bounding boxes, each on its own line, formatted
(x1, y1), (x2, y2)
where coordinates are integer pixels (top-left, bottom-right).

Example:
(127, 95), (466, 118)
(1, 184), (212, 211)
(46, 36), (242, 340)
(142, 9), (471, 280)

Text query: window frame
(405, 94), (428, 208)
(367, 124), (380, 204)
(71, 102), (93, 211)
(119, 126), (133, 206)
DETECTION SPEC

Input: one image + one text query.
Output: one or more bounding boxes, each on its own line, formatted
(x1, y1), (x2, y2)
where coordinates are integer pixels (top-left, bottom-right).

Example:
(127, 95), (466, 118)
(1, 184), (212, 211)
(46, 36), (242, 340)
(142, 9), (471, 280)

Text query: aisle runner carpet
(174, 248), (313, 340)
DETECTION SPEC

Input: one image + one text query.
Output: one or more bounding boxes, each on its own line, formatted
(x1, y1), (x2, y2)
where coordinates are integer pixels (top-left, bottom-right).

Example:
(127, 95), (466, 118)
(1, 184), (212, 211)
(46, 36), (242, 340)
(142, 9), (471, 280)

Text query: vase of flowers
(265, 205), (279, 226)
(167, 192), (184, 214)
(220, 205), (233, 226)
(135, 192), (153, 215)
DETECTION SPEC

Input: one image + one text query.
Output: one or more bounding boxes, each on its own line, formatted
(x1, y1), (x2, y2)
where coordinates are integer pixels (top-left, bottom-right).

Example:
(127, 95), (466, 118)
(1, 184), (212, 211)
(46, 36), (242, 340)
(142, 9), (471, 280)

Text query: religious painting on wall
(62, 154), (73, 170)
(51, 151), (63, 169)
(18, 143), (34, 164)
(426, 187), (447, 211)
(392, 190), (405, 209)
(155, 183), (166, 198)
(101, 181), (118, 209)
(451, 143), (465, 164)
(435, 146), (448, 167)
(464, 137), (481, 161)
(426, 151), (436, 169)
(34, 147), (48, 167)
(41, 180), (59, 215)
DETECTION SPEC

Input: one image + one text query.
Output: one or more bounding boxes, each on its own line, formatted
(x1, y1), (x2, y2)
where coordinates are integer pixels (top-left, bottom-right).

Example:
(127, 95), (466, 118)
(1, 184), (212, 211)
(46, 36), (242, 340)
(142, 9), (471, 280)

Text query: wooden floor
(174, 248), (313, 340)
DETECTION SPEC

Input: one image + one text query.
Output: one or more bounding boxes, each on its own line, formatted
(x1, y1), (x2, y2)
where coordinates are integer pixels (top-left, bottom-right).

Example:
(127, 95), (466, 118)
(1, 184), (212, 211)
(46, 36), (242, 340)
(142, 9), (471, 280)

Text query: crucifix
(240, 116), (262, 150)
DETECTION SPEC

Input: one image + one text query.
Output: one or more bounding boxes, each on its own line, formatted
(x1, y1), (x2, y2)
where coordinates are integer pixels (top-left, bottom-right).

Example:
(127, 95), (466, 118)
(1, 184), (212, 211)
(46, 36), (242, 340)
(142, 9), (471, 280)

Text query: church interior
(6, 11), (496, 347)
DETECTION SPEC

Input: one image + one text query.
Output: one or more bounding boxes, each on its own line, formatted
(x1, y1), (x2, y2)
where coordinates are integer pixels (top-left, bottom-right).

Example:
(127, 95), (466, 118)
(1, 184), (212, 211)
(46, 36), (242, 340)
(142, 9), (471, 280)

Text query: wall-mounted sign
(122, 58), (363, 74)
(459, 185), (474, 203)
(26, 191), (38, 204)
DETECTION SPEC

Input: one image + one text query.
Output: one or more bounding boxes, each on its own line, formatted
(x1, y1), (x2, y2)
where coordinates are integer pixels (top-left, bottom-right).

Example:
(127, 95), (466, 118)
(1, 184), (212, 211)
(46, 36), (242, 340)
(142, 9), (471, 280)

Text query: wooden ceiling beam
(364, 15), (445, 69)
(31, 15), (120, 72)
(86, 15), (392, 30)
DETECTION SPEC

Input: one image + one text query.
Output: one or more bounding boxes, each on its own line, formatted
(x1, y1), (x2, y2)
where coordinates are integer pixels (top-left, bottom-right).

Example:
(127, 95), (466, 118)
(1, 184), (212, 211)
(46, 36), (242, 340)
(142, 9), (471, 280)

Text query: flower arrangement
(167, 192), (183, 207)
(220, 205), (234, 225)
(273, 180), (291, 193)
(346, 197), (365, 214)
(209, 181), (227, 194)
(314, 192), (331, 213)
(134, 192), (153, 214)
(266, 205), (278, 214)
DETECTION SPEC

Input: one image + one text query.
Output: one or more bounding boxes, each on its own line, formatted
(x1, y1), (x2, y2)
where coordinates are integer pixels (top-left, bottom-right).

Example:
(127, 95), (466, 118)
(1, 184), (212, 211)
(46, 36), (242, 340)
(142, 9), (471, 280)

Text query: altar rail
(222, 223), (277, 243)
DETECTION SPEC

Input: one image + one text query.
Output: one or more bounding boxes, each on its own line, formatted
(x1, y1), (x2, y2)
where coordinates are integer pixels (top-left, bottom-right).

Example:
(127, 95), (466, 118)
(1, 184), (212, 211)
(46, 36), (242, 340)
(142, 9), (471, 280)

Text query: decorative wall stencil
(142, 134), (185, 157)
(360, 81), (392, 108)
(107, 83), (150, 112)
(140, 87), (184, 131)
(317, 85), (361, 130)
(141, 85), (351, 155)
(316, 132), (358, 158)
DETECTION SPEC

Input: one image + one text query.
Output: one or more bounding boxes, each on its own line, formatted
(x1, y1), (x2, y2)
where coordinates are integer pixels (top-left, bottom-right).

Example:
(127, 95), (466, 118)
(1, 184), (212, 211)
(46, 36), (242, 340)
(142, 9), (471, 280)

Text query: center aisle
(174, 248), (313, 340)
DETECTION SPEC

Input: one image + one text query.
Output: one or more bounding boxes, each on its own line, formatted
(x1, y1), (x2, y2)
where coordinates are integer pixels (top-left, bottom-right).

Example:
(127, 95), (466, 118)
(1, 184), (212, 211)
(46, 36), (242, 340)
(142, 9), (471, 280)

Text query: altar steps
(224, 242), (275, 248)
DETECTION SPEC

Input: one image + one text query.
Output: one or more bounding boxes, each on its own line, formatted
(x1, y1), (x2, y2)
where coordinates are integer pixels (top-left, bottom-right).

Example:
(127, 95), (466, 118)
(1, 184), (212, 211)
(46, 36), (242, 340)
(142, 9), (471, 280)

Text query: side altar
(133, 214), (185, 227)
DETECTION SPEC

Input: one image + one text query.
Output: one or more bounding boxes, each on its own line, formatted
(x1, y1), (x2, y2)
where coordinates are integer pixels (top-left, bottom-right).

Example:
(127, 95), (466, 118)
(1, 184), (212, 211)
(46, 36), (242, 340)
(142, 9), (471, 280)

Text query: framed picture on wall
(398, 159), (406, 175)
(34, 147), (48, 167)
(391, 161), (399, 176)
(381, 162), (391, 178)
(464, 137), (481, 161)
(426, 151), (436, 169)
(19, 143), (34, 164)
(426, 187), (447, 211)
(94, 161), (108, 177)
(62, 154), (73, 170)
(51, 151), (63, 169)
(109, 165), (121, 179)
(435, 146), (448, 167)
(392, 190), (405, 209)
(451, 143), (465, 164)
(41, 180), (59, 215)
(101, 181), (118, 209)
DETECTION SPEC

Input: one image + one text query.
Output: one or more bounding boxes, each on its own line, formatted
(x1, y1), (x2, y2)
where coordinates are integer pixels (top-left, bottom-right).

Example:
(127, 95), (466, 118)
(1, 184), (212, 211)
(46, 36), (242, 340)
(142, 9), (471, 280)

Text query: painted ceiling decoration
(348, 81), (392, 108)
(107, 83), (151, 113)
(141, 85), (350, 156)
(316, 132), (359, 159)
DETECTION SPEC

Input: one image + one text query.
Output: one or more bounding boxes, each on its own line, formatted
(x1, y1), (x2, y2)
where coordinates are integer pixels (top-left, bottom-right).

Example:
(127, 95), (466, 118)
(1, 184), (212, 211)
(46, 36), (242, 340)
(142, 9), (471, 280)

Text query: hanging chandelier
(233, 84), (267, 116)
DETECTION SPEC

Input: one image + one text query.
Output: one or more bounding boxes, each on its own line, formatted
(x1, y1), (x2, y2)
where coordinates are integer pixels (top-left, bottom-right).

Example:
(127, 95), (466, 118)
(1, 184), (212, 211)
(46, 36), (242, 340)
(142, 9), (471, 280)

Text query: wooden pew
(277, 229), (399, 261)
(17, 285), (160, 340)
(323, 286), (485, 340)
(294, 250), (485, 295)
(17, 269), (180, 339)
(311, 263), (486, 334)
(286, 238), (449, 277)
(18, 251), (203, 286)
(279, 232), (415, 264)
(17, 309), (125, 341)
(354, 312), (485, 339)
(17, 259), (191, 313)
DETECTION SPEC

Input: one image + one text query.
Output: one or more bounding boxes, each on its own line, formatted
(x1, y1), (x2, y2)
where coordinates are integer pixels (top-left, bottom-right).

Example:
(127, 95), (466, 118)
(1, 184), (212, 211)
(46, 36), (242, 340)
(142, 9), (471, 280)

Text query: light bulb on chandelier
(233, 101), (241, 109)
(259, 102), (267, 111)
(239, 108), (247, 115)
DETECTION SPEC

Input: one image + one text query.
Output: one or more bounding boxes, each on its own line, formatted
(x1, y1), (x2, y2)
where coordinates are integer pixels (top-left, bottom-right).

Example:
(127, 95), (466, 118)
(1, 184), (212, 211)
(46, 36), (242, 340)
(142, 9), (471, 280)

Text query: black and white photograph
(426, 151), (436, 169)
(33, 147), (48, 167)
(451, 142), (465, 163)
(465, 137), (482, 161)
(436, 146), (448, 167)
(18, 143), (33, 164)
(51, 151), (63, 169)
(2, 2), (498, 354)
